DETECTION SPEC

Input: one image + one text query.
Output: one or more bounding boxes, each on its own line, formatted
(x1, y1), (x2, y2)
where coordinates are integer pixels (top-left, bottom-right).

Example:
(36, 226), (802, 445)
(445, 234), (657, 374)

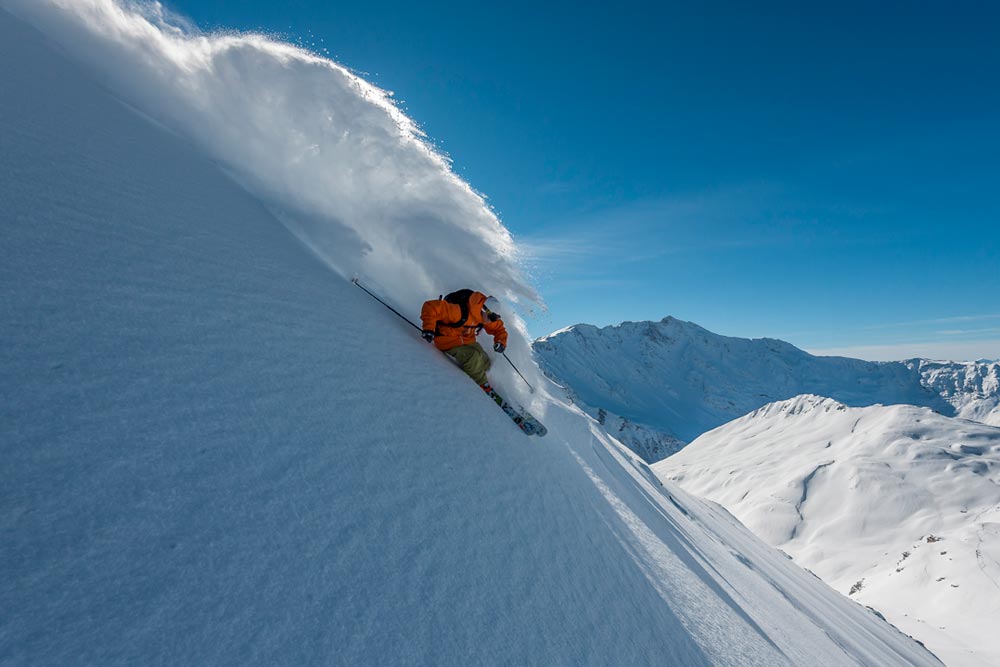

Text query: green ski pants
(444, 342), (492, 385)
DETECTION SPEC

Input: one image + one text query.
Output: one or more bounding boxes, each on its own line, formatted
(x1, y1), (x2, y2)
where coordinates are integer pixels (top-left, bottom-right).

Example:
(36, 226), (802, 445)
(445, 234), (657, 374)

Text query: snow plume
(3, 0), (538, 318)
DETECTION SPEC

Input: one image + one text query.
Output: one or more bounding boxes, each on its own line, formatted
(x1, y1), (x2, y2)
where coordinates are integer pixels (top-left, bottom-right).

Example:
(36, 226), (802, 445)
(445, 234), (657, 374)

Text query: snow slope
(1, 2), (944, 665)
(655, 396), (1000, 667)
(534, 317), (1000, 461)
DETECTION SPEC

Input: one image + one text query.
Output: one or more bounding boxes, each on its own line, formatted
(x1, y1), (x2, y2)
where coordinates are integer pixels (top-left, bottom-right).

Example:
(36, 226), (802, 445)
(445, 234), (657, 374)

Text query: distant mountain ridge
(533, 316), (1000, 461)
(915, 358), (1000, 423)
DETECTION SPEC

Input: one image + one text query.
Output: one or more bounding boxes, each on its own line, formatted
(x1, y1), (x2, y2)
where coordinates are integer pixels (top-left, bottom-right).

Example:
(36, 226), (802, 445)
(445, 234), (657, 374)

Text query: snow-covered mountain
(1, 2), (945, 665)
(655, 395), (1000, 667)
(915, 358), (1000, 425)
(534, 317), (1000, 461)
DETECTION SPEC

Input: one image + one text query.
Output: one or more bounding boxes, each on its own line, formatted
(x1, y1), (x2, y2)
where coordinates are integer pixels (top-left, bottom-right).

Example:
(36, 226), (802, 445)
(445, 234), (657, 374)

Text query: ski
(482, 384), (547, 437)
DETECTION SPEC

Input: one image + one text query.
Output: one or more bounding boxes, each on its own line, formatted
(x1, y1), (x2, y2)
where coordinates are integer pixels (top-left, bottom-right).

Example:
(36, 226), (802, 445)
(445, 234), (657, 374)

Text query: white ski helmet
(483, 295), (501, 320)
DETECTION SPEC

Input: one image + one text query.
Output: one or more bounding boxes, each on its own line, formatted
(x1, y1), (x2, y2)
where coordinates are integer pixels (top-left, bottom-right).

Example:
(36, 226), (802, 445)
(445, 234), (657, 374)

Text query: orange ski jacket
(421, 291), (508, 352)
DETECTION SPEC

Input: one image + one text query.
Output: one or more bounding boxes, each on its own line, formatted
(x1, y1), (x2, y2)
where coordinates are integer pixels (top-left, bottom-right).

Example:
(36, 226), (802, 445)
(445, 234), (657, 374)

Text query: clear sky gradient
(165, 0), (999, 360)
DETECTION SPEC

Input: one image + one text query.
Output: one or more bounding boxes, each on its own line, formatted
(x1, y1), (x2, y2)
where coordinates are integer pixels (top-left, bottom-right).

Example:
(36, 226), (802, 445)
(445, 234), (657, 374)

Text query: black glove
(493, 342), (506, 353)
(422, 330), (436, 343)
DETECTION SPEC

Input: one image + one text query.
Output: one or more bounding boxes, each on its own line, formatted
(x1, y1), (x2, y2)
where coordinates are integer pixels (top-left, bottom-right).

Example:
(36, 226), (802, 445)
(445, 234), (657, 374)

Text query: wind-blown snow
(0, 3), (946, 665)
(656, 395), (1000, 667)
(1, 0), (537, 326)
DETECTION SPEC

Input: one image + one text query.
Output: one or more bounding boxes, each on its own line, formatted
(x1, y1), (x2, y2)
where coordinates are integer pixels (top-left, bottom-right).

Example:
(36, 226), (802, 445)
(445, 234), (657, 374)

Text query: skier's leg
(445, 343), (491, 385)
(468, 342), (492, 382)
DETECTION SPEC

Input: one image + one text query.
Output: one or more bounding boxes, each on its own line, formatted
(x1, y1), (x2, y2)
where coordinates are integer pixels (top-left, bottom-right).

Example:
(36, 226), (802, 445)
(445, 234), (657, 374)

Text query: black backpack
(440, 289), (475, 328)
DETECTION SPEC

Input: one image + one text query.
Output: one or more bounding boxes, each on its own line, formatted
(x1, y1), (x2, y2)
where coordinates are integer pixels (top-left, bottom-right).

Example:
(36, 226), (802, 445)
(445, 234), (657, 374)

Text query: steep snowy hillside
(534, 317), (999, 461)
(0, 3), (945, 665)
(655, 396), (1000, 667)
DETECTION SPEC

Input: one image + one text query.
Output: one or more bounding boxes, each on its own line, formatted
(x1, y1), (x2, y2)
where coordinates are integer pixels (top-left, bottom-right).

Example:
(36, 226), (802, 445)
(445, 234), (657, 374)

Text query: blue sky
(166, 0), (999, 359)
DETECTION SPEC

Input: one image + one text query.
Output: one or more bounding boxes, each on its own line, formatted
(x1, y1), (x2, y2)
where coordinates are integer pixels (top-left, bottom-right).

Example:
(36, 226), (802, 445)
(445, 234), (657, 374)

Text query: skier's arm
(484, 318), (508, 347)
(420, 300), (442, 334)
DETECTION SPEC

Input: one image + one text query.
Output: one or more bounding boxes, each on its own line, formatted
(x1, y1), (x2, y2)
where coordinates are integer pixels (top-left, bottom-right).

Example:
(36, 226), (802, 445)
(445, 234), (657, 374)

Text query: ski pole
(502, 352), (534, 393)
(352, 277), (421, 331)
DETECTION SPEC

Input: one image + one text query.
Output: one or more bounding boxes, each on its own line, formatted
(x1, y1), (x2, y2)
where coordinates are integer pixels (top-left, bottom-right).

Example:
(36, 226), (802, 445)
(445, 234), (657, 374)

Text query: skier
(420, 289), (507, 393)
(353, 277), (544, 435)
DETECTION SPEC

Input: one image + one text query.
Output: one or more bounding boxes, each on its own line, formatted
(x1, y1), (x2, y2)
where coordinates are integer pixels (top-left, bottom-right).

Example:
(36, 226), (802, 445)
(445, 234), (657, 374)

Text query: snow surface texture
(1, 3), (943, 665)
(656, 395), (1000, 667)
(534, 318), (1000, 462)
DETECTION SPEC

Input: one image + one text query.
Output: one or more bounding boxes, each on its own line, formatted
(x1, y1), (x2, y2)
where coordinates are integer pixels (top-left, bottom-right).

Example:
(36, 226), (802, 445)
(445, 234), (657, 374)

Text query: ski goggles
(482, 296), (501, 322)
